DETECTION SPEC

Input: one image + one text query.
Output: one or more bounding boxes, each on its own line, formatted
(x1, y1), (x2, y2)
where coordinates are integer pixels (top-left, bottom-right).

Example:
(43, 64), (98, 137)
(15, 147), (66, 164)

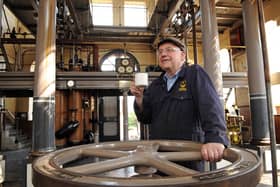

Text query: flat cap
(157, 37), (186, 52)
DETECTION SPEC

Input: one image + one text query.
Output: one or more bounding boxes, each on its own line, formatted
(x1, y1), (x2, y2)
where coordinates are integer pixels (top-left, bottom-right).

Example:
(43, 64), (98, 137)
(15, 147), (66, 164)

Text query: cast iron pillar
(32, 0), (57, 155)
(200, 0), (224, 102)
(242, 0), (269, 144)
(0, 0), (2, 35)
(0, 97), (4, 150)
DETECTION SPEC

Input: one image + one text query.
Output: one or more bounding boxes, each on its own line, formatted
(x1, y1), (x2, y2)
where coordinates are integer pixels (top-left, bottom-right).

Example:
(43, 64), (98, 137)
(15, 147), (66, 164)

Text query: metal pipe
(256, 0), (278, 186)
(184, 31), (188, 63)
(191, 0), (198, 64)
(93, 45), (99, 71)
(16, 45), (22, 71)
(0, 97), (4, 150)
(200, 0), (223, 100)
(122, 90), (129, 141)
(0, 0), (2, 35)
(94, 96), (100, 143)
(228, 49), (234, 72)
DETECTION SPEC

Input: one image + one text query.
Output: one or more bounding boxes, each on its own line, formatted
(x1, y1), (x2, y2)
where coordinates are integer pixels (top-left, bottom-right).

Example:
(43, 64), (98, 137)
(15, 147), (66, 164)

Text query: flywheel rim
(32, 140), (262, 187)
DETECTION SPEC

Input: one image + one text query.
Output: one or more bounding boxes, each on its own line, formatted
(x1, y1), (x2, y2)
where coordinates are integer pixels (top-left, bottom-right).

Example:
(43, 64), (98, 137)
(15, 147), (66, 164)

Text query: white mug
(134, 72), (148, 87)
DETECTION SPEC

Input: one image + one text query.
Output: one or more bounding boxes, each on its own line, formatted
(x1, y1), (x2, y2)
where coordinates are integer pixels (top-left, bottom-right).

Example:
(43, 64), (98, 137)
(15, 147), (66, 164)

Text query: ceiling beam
(1, 36), (154, 45)
(216, 14), (242, 21)
(216, 5), (242, 11)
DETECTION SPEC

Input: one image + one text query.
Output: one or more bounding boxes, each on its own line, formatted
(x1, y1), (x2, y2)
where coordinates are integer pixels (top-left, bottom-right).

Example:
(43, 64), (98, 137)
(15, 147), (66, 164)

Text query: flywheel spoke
(158, 151), (202, 161)
(146, 156), (199, 176)
(65, 155), (139, 175)
(82, 148), (130, 158)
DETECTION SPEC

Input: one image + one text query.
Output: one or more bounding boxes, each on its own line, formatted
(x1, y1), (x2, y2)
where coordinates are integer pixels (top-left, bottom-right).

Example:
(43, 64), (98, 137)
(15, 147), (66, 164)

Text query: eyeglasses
(158, 47), (181, 55)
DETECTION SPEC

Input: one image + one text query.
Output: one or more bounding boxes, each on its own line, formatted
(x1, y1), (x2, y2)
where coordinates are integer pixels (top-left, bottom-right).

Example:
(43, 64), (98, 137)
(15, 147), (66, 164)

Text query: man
(130, 37), (229, 167)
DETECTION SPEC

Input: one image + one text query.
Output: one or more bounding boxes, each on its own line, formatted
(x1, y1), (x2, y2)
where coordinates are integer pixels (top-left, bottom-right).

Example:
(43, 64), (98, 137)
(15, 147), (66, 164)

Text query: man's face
(158, 43), (186, 75)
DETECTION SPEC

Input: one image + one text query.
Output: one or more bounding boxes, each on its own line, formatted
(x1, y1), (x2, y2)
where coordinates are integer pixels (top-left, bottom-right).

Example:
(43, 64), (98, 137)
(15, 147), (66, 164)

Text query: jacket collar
(159, 63), (187, 80)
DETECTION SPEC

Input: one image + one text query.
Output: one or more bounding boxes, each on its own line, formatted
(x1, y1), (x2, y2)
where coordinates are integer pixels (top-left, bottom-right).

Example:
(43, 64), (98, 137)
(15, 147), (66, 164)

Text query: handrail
(5, 109), (15, 125)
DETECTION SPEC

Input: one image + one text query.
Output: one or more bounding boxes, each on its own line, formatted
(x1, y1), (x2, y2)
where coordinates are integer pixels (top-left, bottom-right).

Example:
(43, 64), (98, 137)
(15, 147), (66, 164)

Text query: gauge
(121, 59), (130, 66)
(126, 66), (133, 73)
(117, 66), (125, 73)
(67, 80), (75, 88)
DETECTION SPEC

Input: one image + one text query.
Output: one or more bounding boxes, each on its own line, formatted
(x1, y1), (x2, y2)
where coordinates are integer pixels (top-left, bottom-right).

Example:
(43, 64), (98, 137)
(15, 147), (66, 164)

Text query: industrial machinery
(32, 140), (262, 187)
(226, 115), (245, 145)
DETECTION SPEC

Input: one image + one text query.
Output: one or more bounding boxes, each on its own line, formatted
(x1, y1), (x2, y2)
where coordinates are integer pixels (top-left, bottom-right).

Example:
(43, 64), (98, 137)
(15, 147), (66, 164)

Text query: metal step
(1, 122), (31, 151)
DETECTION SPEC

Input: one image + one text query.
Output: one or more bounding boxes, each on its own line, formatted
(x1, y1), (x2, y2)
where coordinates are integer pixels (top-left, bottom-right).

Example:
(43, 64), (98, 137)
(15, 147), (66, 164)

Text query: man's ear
(180, 51), (186, 61)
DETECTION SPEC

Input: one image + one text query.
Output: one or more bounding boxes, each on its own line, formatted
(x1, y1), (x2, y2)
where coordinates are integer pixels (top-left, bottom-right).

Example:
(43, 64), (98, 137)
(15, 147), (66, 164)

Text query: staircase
(1, 110), (31, 151)
(0, 38), (9, 72)
(0, 109), (31, 187)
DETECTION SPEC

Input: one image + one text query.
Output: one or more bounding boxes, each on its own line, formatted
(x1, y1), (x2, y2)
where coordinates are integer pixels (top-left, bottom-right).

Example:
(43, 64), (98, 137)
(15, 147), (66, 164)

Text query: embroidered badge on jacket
(179, 80), (187, 91)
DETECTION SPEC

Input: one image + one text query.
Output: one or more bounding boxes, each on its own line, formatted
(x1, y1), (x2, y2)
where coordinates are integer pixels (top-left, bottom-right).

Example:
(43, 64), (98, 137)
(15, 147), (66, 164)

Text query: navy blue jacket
(134, 64), (229, 146)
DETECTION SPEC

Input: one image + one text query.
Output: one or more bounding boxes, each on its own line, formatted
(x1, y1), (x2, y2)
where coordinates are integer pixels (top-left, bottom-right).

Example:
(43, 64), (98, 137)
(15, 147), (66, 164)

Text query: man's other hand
(201, 143), (225, 162)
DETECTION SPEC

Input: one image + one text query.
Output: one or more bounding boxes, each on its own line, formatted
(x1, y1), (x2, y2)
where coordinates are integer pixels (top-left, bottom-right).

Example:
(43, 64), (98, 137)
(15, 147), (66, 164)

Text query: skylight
(124, 2), (147, 27)
(90, 1), (113, 26)
(89, 0), (148, 27)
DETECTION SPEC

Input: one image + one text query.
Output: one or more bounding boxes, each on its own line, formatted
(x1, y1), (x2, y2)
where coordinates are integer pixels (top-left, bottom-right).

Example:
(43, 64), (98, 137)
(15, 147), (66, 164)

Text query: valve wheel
(32, 140), (262, 187)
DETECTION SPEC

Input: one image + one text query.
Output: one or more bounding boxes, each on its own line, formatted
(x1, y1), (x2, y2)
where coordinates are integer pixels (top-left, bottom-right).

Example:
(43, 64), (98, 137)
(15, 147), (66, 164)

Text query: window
(220, 49), (231, 72)
(266, 21), (280, 74)
(265, 20), (280, 113)
(220, 49), (236, 112)
(90, 0), (113, 26)
(124, 1), (147, 27)
(101, 55), (120, 71)
(100, 49), (140, 72)
(89, 0), (148, 27)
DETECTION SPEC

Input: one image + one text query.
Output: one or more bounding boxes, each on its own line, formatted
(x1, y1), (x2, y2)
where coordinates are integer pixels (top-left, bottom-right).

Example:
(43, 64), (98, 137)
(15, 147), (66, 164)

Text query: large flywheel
(32, 140), (262, 187)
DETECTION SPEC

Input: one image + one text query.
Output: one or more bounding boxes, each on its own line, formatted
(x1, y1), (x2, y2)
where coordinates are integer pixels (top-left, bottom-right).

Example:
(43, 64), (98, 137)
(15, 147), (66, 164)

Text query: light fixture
(66, 80), (75, 88)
